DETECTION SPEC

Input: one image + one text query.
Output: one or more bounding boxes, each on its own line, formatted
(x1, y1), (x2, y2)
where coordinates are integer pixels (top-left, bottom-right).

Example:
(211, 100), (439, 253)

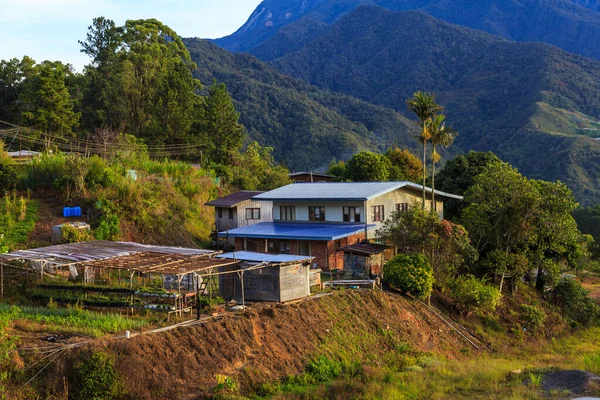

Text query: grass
(0, 303), (148, 338)
(0, 193), (38, 250)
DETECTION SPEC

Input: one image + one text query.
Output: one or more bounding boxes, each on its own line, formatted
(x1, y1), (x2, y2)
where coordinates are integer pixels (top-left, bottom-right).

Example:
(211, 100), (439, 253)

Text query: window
(228, 208), (234, 220)
(280, 206), (296, 221)
(396, 203), (409, 213)
(343, 206), (361, 222)
(267, 240), (291, 254)
(246, 208), (260, 220)
(244, 239), (261, 252)
(372, 205), (385, 222)
(309, 206), (326, 221)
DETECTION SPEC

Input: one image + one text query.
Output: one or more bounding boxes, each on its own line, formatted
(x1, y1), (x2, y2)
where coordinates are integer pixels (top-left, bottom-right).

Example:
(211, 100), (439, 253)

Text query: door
(298, 241), (310, 256)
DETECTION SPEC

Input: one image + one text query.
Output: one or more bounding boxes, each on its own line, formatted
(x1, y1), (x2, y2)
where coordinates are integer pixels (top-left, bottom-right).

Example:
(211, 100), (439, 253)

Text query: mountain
(183, 38), (420, 171)
(215, 0), (600, 62)
(269, 6), (600, 204)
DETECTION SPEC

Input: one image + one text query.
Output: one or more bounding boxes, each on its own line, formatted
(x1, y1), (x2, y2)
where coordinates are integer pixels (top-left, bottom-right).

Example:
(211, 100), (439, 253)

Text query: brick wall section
(232, 232), (366, 271)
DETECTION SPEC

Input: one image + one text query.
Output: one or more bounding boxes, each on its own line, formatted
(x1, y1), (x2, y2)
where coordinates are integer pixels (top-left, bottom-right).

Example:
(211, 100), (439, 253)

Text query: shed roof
(205, 191), (264, 208)
(218, 222), (375, 241)
(217, 251), (314, 265)
(253, 182), (463, 201)
(0, 241), (216, 269)
(288, 172), (334, 178)
(339, 242), (390, 256)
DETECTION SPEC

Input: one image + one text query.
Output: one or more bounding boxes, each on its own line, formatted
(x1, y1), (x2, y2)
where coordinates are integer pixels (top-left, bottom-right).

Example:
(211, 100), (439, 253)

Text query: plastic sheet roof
(217, 251), (314, 265)
(253, 182), (463, 201)
(0, 241), (216, 267)
(218, 222), (375, 241)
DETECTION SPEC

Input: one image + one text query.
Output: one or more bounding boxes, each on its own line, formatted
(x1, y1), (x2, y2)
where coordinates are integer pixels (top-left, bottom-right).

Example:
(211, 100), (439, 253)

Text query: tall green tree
(0, 57), (35, 123)
(21, 61), (80, 149)
(429, 114), (457, 211)
(200, 81), (245, 165)
(436, 151), (502, 221)
(345, 151), (391, 182)
(406, 91), (442, 208)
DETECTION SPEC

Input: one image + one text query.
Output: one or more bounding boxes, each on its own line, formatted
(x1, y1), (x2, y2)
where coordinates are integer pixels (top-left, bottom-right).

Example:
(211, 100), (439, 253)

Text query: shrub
(446, 275), (501, 316)
(383, 254), (433, 299)
(306, 356), (343, 382)
(519, 304), (546, 331)
(73, 352), (123, 400)
(553, 277), (600, 326)
(61, 224), (93, 243)
(213, 374), (239, 394)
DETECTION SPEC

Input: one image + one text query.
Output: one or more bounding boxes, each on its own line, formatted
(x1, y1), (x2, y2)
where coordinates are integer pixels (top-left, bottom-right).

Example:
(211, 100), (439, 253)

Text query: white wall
(273, 201), (364, 222)
(215, 200), (273, 232)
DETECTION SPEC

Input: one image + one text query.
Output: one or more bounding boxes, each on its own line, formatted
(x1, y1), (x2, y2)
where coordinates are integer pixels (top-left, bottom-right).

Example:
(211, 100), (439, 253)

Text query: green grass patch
(0, 303), (148, 338)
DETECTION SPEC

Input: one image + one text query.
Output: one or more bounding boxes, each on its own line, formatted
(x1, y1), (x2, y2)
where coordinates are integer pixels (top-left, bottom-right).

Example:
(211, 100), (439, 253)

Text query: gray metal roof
(288, 171), (334, 178)
(217, 251), (314, 265)
(205, 191), (264, 208)
(253, 182), (463, 201)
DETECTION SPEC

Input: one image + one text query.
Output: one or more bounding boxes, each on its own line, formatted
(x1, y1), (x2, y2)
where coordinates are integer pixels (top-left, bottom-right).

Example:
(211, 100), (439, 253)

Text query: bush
(306, 356), (343, 382)
(73, 352), (123, 400)
(383, 254), (433, 299)
(553, 277), (600, 326)
(446, 275), (501, 316)
(519, 304), (546, 331)
(61, 224), (93, 243)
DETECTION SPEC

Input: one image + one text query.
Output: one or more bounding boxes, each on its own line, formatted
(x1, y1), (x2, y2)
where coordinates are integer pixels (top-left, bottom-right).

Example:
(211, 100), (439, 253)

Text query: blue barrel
(73, 207), (81, 217)
(63, 207), (70, 217)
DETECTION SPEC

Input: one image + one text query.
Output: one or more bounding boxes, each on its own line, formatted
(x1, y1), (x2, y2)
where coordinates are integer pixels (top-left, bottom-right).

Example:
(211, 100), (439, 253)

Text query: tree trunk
(431, 144), (436, 213)
(535, 265), (544, 291)
(422, 124), (427, 209)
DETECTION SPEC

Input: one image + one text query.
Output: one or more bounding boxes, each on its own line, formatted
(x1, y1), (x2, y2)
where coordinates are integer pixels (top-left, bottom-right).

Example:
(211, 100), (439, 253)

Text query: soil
(38, 290), (482, 400)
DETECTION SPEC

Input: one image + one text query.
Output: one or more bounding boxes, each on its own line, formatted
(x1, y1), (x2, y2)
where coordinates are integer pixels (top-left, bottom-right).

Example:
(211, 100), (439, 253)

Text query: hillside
(184, 38), (421, 171)
(268, 6), (600, 204)
(215, 0), (600, 61)
(35, 290), (483, 399)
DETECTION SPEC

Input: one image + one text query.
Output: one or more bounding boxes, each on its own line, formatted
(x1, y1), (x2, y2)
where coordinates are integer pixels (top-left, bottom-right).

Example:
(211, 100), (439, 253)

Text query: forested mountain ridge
(268, 6), (600, 204)
(184, 38), (421, 170)
(214, 0), (600, 61)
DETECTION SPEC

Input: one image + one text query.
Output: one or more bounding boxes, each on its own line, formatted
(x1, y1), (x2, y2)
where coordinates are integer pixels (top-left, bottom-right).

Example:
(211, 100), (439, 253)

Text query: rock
(542, 370), (600, 395)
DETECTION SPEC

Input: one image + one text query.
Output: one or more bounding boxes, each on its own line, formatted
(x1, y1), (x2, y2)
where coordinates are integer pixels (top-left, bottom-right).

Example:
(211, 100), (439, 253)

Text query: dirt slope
(41, 290), (480, 399)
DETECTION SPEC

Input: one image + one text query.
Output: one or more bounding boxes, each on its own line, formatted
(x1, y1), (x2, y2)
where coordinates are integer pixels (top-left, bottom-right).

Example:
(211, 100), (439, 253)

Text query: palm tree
(429, 114), (458, 212)
(406, 91), (443, 209)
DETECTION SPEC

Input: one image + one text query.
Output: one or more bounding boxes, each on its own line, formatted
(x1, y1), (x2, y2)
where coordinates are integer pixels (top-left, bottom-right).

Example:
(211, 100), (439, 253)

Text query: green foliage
(385, 147), (422, 182)
(446, 275), (501, 316)
(462, 161), (585, 292)
(94, 197), (120, 241)
(199, 81), (245, 165)
(377, 206), (477, 283)
(213, 374), (239, 395)
(61, 224), (93, 243)
(305, 356), (343, 382)
(345, 151), (391, 182)
(383, 254), (433, 299)
(230, 141), (291, 190)
(437, 150), (501, 221)
(21, 61), (80, 148)
(0, 193), (38, 250)
(74, 352), (123, 400)
(519, 304), (547, 331)
(0, 305), (18, 398)
(0, 303), (147, 337)
(552, 277), (600, 326)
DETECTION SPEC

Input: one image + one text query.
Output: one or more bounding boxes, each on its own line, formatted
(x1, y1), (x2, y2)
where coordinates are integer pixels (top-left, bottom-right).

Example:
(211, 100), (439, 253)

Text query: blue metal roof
(252, 181), (463, 201)
(218, 222), (375, 241)
(216, 251), (314, 264)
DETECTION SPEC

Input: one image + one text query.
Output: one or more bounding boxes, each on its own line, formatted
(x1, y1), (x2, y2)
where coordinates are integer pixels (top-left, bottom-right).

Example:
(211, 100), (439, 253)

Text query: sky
(0, 0), (262, 71)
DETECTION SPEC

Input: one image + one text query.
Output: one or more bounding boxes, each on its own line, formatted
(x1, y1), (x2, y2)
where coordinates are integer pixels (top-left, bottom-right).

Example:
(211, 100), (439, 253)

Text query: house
(217, 182), (462, 271)
(216, 251), (315, 303)
(205, 191), (273, 243)
(289, 171), (335, 183)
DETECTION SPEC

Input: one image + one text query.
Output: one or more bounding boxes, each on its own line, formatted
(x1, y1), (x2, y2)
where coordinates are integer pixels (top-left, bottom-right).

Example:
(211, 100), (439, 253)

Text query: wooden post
(241, 270), (245, 312)
(1, 261), (4, 299)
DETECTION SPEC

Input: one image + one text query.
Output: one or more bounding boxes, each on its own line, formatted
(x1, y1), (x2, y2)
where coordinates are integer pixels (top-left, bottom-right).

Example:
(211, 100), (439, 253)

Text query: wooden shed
(338, 242), (390, 279)
(217, 252), (315, 303)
